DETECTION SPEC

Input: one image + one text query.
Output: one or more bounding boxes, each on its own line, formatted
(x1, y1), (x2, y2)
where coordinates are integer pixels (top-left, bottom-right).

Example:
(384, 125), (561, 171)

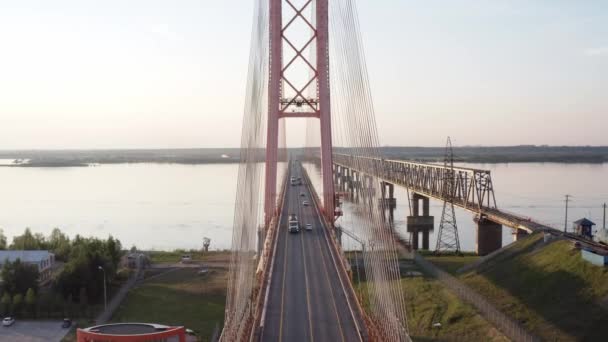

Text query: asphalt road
(261, 164), (361, 342)
(1, 320), (70, 342)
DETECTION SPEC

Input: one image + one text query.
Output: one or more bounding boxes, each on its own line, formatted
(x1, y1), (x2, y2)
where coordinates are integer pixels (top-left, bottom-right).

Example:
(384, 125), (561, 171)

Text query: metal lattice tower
(435, 137), (461, 253)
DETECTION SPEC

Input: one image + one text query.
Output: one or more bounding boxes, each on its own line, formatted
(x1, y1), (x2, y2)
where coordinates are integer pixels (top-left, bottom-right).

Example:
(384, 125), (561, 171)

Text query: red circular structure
(77, 323), (186, 342)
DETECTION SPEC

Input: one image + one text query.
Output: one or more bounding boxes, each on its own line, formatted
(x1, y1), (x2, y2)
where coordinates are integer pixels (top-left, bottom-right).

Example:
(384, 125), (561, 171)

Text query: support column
(317, 0), (334, 223)
(407, 193), (434, 250)
(379, 182), (397, 224)
(264, 0), (283, 225)
(475, 216), (503, 255)
(512, 229), (529, 242)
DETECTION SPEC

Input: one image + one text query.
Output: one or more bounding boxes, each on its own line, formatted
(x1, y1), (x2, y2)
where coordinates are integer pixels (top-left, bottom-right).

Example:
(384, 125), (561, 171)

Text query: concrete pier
(475, 216), (502, 255)
(512, 228), (529, 242)
(407, 193), (434, 250)
(380, 182), (397, 223)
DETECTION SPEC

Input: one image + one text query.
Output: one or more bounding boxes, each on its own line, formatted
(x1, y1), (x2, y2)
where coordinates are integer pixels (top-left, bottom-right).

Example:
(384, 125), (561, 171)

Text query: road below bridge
(261, 163), (362, 342)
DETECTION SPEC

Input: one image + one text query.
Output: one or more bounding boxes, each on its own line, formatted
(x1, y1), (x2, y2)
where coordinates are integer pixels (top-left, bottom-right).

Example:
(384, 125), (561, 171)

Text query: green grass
(401, 277), (507, 341)
(423, 254), (481, 275)
(111, 267), (227, 342)
(354, 265), (507, 341)
(460, 237), (608, 341)
(147, 250), (230, 264)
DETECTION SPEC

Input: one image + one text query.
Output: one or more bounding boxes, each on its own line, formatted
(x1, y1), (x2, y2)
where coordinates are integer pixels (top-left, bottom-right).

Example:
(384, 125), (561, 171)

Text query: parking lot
(1, 320), (70, 342)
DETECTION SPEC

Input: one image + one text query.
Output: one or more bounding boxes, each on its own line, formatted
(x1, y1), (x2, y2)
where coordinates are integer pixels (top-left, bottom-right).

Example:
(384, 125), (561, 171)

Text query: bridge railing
(333, 153), (497, 212)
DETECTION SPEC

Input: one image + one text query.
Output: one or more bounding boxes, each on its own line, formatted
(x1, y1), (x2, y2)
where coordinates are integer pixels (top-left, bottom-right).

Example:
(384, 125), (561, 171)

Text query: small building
(77, 323), (187, 342)
(0, 250), (55, 283)
(573, 218), (595, 239)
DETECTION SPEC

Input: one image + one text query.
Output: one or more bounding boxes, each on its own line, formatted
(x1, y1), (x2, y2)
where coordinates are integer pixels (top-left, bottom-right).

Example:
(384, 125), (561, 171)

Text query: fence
(414, 254), (539, 342)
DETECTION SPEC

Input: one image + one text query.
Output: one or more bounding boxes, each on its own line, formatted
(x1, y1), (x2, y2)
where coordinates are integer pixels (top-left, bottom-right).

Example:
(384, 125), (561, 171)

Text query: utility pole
(564, 195), (571, 232)
(603, 202), (606, 230)
(98, 266), (107, 311)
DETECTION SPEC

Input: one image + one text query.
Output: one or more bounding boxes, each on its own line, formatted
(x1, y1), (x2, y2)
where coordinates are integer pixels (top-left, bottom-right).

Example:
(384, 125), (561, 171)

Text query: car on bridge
(288, 214), (300, 233)
(302, 200), (309, 206)
(305, 223), (313, 231)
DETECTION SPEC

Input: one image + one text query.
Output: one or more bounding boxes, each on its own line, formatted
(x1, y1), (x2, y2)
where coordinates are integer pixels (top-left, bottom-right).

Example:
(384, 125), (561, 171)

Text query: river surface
(0, 162), (606, 251)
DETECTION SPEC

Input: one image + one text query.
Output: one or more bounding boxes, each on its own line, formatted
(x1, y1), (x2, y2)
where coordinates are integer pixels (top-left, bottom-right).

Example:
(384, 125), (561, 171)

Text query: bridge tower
(264, 0), (334, 223)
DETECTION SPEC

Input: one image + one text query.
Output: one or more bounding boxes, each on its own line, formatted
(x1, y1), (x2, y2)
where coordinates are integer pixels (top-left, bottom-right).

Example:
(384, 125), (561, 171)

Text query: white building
(0, 250), (55, 283)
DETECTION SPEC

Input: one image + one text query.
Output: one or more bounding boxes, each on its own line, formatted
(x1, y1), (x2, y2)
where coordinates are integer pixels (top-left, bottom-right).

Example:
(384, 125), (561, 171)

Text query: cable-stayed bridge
(220, 1), (608, 341)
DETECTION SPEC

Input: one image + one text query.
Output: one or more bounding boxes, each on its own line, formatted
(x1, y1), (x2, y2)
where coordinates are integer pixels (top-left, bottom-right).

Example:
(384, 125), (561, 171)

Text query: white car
(181, 255), (192, 263)
(302, 201), (309, 206)
(2, 317), (15, 327)
(305, 223), (313, 231)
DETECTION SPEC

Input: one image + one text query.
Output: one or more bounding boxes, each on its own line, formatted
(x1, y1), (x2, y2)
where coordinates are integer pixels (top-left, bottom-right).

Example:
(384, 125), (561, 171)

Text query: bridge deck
(261, 164), (361, 342)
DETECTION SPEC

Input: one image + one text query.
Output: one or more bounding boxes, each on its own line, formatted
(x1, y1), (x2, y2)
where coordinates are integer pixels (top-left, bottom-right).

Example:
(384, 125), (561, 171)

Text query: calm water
(0, 163), (606, 251)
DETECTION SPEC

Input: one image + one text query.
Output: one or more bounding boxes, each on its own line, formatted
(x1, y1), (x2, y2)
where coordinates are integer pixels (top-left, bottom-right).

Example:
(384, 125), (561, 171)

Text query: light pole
(98, 266), (107, 311)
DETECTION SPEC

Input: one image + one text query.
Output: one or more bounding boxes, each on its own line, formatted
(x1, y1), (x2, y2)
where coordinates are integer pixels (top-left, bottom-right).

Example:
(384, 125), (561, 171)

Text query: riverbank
(1, 145), (607, 167)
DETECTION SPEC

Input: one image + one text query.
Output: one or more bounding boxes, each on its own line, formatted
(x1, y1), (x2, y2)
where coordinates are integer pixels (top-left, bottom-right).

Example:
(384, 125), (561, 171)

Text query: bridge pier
(352, 171), (360, 203)
(512, 228), (529, 242)
(475, 216), (503, 255)
(407, 193), (434, 250)
(380, 182), (396, 223)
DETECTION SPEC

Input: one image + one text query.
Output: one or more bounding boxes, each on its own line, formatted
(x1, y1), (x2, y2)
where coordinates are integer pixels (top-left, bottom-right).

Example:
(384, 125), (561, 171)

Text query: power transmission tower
(435, 137), (461, 254)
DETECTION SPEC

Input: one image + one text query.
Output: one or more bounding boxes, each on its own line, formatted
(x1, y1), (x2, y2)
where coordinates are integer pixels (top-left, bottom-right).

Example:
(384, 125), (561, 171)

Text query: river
(0, 162), (606, 251)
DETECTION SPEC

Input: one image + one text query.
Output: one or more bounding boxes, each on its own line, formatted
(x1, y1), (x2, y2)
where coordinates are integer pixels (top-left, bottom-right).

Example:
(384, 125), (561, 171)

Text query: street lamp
(98, 266), (107, 311)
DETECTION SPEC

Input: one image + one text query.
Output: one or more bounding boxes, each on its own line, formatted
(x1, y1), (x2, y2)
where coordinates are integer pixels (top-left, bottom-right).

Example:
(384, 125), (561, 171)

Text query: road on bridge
(261, 163), (361, 342)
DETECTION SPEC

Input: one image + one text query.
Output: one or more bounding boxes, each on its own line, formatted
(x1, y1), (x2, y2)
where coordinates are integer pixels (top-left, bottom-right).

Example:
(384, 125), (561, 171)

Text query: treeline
(1, 146), (607, 167)
(0, 228), (123, 318)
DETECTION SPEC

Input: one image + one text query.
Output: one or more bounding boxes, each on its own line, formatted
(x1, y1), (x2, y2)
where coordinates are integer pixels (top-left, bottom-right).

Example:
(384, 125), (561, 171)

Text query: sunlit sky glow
(0, 0), (606, 149)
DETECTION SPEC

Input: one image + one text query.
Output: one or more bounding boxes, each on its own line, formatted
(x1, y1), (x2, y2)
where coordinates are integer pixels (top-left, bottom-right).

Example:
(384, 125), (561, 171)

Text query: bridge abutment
(407, 193), (434, 250)
(475, 216), (503, 255)
(512, 228), (529, 242)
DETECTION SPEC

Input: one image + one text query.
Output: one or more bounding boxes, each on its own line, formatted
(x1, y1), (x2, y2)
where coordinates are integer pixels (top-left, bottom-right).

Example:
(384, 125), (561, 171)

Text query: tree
(1, 292), (11, 316)
(106, 235), (122, 270)
(1, 259), (39, 295)
(25, 288), (36, 317)
(12, 293), (23, 316)
(79, 287), (88, 317)
(56, 235), (121, 302)
(10, 228), (45, 250)
(48, 228), (71, 261)
(0, 228), (7, 250)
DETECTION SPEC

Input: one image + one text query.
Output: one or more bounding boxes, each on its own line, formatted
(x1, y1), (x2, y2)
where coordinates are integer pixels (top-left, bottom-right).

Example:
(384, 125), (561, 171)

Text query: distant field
(147, 250), (231, 264)
(0, 145), (606, 166)
(112, 267), (227, 342)
(459, 237), (608, 341)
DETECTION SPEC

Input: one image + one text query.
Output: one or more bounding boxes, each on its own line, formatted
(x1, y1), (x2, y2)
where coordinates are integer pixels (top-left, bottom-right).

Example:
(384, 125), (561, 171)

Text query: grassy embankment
(446, 234), (608, 341)
(421, 251), (481, 275)
(353, 259), (507, 341)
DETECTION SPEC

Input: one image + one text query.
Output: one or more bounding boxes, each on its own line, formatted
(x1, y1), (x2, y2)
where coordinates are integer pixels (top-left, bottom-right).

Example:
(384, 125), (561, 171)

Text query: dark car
(62, 318), (72, 329)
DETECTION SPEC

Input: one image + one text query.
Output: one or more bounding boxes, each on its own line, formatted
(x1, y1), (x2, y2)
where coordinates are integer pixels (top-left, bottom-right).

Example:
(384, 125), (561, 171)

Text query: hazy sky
(0, 0), (606, 149)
